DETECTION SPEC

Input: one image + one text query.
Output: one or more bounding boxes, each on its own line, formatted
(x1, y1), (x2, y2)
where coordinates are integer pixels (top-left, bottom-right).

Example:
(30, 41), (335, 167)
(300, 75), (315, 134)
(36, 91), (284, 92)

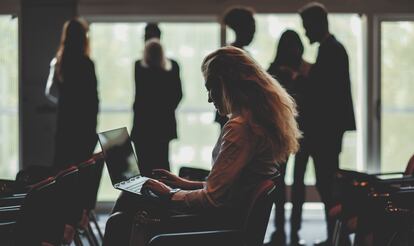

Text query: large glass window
(90, 15), (362, 201)
(90, 22), (220, 201)
(0, 15), (19, 179)
(230, 14), (364, 185)
(381, 21), (414, 172)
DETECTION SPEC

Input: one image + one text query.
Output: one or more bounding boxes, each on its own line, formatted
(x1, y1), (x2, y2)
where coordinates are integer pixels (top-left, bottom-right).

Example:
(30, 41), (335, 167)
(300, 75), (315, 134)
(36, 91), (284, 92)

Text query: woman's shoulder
(225, 115), (247, 127)
(300, 60), (312, 77)
(170, 59), (179, 67)
(222, 116), (250, 140)
(167, 58), (180, 72)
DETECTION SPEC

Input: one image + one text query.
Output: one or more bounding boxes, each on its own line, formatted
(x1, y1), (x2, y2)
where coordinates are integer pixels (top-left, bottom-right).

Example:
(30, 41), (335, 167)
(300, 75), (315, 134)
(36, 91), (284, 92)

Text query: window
(90, 15), (362, 200)
(381, 21), (414, 172)
(0, 15), (18, 179)
(90, 22), (220, 201)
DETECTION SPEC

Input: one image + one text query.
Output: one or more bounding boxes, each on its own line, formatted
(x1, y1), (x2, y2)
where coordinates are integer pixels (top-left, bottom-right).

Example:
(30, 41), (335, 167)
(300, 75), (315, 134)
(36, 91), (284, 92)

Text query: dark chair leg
(90, 210), (104, 241)
(74, 231), (84, 246)
(332, 220), (342, 246)
(87, 223), (100, 246)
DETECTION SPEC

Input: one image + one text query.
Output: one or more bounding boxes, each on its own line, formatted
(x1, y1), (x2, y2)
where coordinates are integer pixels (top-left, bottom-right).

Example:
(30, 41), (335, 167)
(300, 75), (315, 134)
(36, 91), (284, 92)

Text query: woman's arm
(45, 58), (59, 104)
(152, 169), (204, 190)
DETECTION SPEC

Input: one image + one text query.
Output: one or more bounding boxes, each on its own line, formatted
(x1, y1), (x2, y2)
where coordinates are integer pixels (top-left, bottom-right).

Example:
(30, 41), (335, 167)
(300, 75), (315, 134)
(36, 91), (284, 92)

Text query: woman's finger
(158, 178), (175, 186)
(152, 169), (170, 175)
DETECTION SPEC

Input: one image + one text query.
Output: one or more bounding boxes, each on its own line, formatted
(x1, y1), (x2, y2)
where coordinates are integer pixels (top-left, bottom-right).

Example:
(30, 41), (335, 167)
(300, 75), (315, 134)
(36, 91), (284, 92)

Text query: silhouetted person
(266, 30), (311, 246)
(214, 6), (256, 128)
(299, 3), (356, 246)
(45, 18), (99, 169)
(144, 23), (161, 41)
(45, 17), (99, 244)
(131, 24), (182, 177)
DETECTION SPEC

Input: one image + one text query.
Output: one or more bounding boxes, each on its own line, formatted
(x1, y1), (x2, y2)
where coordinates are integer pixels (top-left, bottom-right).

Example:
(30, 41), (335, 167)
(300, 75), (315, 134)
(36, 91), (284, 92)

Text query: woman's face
(205, 76), (226, 116)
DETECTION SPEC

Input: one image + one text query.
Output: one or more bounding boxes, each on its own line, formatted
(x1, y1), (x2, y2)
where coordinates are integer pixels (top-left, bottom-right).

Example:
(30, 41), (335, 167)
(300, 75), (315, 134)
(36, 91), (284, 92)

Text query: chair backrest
(178, 167), (210, 181)
(14, 176), (59, 245)
(242, 179), (276, 246)
(404, 154), (414, 175)
(76, 152), (104, 210)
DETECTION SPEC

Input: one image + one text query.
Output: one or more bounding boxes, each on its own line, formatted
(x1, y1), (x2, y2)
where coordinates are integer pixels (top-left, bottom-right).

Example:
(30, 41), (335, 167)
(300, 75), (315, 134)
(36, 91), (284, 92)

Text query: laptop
(97, 127), (149, 195)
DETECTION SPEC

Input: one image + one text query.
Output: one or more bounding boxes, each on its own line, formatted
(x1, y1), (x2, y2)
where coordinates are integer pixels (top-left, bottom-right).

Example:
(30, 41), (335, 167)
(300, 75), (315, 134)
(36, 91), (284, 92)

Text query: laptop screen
(97, 127), (140, 185)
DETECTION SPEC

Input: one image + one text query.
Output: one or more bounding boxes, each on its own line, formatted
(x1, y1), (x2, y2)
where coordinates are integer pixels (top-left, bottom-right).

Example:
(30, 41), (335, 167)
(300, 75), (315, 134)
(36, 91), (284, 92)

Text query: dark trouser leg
(313, 149), (340, 243)
(153, 141), (171, 171)
(290, 141), (310, 237)
(104, 192), (169, 246)
(134, 140), (171, 177)
(274, 162), (287, 233)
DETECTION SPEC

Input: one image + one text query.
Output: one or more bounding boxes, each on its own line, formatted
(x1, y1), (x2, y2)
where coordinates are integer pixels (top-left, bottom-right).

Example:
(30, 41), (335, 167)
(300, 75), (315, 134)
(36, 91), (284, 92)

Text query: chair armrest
(374, 175), (414, 185)
(369, 171), (404, 176)
(0, 205), (21, 212)
(165, 211), (239, 232)
(148, 229), (240, 246)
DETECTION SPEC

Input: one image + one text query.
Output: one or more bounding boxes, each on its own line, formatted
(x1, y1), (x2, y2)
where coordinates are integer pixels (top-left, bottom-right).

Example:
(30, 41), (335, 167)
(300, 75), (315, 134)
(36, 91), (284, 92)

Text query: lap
(112, 192), (241, 243)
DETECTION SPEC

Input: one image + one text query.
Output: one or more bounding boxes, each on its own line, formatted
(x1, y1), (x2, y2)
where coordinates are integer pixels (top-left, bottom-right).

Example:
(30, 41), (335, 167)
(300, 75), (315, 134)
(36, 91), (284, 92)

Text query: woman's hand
(143, 179), (172, 199)
(152, 169), (185, 188)
(152, 169), (204, 190)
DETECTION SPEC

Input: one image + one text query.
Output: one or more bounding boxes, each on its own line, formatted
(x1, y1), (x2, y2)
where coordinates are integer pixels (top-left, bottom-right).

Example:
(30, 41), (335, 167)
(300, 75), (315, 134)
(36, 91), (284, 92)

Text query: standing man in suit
(299, 3), (356, 246)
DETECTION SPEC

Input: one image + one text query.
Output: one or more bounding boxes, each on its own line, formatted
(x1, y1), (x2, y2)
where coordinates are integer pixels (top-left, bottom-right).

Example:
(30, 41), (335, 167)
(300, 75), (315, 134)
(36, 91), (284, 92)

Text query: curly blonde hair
(202, 46), (301, 162)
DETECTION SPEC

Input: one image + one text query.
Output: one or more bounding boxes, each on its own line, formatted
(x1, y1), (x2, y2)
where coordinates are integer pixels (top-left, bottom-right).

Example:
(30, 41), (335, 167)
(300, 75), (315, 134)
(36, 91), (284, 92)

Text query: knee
(103, 212), (132, 245)
(106, 212), (130, 229)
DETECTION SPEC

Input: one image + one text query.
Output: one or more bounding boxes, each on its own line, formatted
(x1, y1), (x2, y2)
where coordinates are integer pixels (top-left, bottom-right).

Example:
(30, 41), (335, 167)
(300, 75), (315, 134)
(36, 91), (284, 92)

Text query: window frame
(368, 14), (414, 172)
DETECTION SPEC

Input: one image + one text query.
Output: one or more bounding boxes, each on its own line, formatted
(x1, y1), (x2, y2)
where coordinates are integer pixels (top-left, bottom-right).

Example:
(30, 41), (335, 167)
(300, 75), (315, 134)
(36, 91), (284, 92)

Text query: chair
(1, 154), (104, 246)
(0, 185), (27, 245)
(73, 152), (105, 246)
(178, 167), (210, 181)
(54, 165), (82, 244)
(146, 178), (277, 246)
(353, 182), (414, 246)
(0, 169), (60, 245)
(12, 177), (61, 246)
(331, 154), (414, 246)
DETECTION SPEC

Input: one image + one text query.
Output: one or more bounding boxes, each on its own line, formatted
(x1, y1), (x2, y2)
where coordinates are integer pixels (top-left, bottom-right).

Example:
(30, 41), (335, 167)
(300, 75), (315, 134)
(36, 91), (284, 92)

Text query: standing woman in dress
(266, 29), (311, 246)
(131, 38), (182, 177)
(44, 17), (99, 243)
(46, 18), (99, 169)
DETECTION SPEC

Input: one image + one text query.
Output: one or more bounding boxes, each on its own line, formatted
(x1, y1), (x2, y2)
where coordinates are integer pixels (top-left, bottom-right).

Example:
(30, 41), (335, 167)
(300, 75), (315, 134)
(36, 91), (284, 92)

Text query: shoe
(290, 233), (306, 246)
(290, 241), (306, 246)
(313, 239), (331, 246)
(263, 230), (286, 246)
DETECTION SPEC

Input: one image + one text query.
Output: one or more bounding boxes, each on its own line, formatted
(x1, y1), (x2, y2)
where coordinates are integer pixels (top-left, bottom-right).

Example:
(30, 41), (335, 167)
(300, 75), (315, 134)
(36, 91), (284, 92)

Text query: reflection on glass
(381, 21), (414, 172)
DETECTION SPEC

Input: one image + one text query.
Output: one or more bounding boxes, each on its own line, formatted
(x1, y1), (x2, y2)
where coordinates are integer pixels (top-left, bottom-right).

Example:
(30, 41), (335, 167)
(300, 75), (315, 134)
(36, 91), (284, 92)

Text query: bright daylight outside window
(0, 15), (19, 180)
(89, 22), (220, 201)
(90, 14), (362, 201)
(242, 14), (364, 185)
(381, 21), (414, 172)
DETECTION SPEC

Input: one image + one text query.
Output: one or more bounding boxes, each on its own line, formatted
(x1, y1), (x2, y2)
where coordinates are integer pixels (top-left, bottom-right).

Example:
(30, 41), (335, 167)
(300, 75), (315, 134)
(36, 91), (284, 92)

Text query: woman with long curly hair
(103, 46), (300, 246)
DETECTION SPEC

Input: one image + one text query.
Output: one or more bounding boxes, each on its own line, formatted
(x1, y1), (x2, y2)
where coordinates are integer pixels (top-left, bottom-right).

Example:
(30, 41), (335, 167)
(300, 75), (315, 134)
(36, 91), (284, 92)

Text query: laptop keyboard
(120, 177), (149, 193)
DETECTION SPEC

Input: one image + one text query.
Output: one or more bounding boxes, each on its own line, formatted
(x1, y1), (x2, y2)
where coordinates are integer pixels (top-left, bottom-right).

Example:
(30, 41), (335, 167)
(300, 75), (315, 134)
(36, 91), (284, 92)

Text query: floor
(93, 203), (328, 246)
(263, 203), (327, 245)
